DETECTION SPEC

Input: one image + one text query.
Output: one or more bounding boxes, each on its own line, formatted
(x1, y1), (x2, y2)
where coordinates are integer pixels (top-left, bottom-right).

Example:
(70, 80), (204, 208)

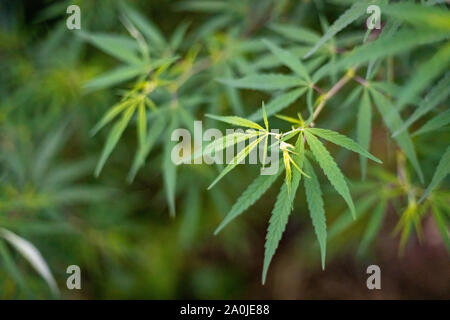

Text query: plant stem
(311, 67), (356, 122)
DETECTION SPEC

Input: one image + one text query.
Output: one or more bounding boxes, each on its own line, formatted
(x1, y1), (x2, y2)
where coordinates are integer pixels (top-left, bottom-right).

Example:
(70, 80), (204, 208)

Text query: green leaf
(179, 187), (201, 248)
(51, 186), (112, 204)
(431, 204), (450, 251)
(208, 136), (263, 190)
(328, 195), (377, 240)
(252, 46), (310, 71)
(190, 132), (256, 163)
(91, 99), (135, 136)
(223, 65), (244, 116)
(269, 23), (321, 45)
(304, 0), (372, 58)
(357, 200), (386, 257)
(393, 72), (450, 137)
(248, 88), (307, 121)
(84, 65), (147, 91)
(262, 135), (304, 284)
(303, 158), (327, 269)
(205, 114), (264, 130)
(163, 115), (179, 216)
(45, 158), (95, 187)
(128, 114), (166, 182)
(80, 32), (141, 65)
(95, 105), (136, 177)
(304, 130), (355, 218)
(369, 88), (424, 183)
(218, 73), (304, 91)
(262, 102), (269, 131)
(262, 39), (311, 82)
(137, 101), (147, 147)
(313, 29), (449, 81)
(0, 240), (28, 294)
(0, 228), (59, 296)
(357, 89), (372, 179)
(419, 146), (450, 203)
(121, 2), (167, 50)
(33, 125), (66, 183)
(215, 169), (282, 235)
(381, 2), (450, 31)
(176, 0), (228, 13)
(170, 21), (191, 51)
(306, 128), (381, 163)
(413, 109), (450, 136)
(394, 43), (450, 113)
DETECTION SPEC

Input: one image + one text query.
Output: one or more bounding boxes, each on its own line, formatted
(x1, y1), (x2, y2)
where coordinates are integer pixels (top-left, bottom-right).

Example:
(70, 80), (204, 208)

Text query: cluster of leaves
(1, 0), (449, 296)
(81, 0), (449, 284)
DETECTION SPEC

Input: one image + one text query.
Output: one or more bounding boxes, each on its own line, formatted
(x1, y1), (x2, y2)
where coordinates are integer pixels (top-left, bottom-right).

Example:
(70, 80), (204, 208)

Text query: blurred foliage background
(0, 0), (449, 299)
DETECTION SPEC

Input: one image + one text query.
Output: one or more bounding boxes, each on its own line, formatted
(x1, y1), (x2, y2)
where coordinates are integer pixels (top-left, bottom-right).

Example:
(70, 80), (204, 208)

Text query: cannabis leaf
(303, 157), (327, 269)
(262, 39), (311, 82)
(248, 88), (307, 121)
(218, 73), (304, 91)
(413, 109), (450, 137)
(357, 200), (386, 257)
(208, 135), (264, 190)
(393, 72), (450, 137)
(357, 89), (372, 179)
(214, 169), (282, 235)
(205, 114), (264, 130)
(369, 88), (424, 183)
(304, 0), (374, 58)
(95, 105), (136, 176)
(419, 146), (450, 203)
(304, 130), (356, 218)
(306, 128), (381, 164)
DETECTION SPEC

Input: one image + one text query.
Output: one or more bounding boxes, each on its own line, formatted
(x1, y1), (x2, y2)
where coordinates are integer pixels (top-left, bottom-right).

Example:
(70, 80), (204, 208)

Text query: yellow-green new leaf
(190, 132), (257, 163)
(208, 136), (263, 190)
(205, 114), (264, 130)
(262, 134), (304, 284)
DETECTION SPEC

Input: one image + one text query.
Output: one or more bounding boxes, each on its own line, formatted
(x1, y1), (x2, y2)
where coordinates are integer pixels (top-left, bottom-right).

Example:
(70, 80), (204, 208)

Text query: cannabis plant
(0, 0), (449, 298)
